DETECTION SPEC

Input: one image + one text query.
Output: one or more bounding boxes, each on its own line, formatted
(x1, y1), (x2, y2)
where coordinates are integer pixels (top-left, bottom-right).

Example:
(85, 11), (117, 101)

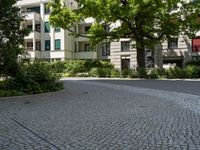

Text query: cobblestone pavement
(0, 79), (200, 150)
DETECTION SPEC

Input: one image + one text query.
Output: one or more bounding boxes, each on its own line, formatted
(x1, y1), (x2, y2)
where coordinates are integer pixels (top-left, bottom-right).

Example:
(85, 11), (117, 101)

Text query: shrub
(65, 60), (88, 77)
(148, 69), (159, 79)
(137, 68), (148, 78)
(111, 69), (121, 78)
(0, 90), (24, 97)
(186, 60), (200, 67)
(6, 61), (63, 94)
(184, 65), (200, 78)
(121, 69), (131, 78)
(165, 67), (186, 79)
(51, 61), (66, 74)
(89, 68), (98, 77)
(97, 68), (111, 78)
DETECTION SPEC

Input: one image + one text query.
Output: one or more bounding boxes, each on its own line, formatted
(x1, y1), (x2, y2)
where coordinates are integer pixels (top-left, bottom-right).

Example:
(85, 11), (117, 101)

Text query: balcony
(162, 48), (186, 57)
(17, 0), (41, 6)
(22, 12), (40, 22)
(74, 51), (97, 59)
(75, 36), (89, 42)
(25, 31), (41, 39)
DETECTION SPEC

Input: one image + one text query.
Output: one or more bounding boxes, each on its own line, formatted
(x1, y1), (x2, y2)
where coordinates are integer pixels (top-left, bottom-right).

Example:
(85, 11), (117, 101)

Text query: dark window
(36, 42), (41, 50)
(102, 42), (110, 56)
(35, 24), (41, 32)
(192, 37), (200, 52)
(27, 25), (32, 31)
(168, 38), (178, 49)
(121, 41), (130, 51)
(55, 39), (61, 50)
(44, 22), (50, 33)
(27, 6), (40, 14)
(27, 42), (33, 50)
(55, 27), (61, 32)
(85, 26), (90, 33)
(84, 44), (90, 51)
(44, 3), (50, 14)
(45, 40), (50, 51)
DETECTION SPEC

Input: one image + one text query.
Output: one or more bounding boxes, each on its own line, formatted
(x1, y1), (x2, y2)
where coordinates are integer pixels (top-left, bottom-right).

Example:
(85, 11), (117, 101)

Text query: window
(36, 42), (41, 51)
(85, 26), (91, 33)
(45, 40), (50, 51)
(55, 39), (61, 50)
(27, 42), (33, 50)
(44, 22), (50, 33)
(27, 6), (40, 14)
(35, 24), (41, 32)
(44, 3), (50, 14)
(102, 42), (110, 56)
(27, 25), (32, 31)
(168, 38), (178, 49)
(84, 44), (90, 51)
(55, 27), (61, 32)
(192, 37), (200, 52)
(121, 41), (130, 51)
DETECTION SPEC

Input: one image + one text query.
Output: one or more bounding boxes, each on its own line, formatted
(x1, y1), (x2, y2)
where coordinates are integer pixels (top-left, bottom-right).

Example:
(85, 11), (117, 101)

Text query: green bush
(6, 61), (63, 94)
(184, 65), (200, 78)
(148, 69), (159, 79)
(186, 60), (200, 67)
(0, 90), (24, 97)
(51, 61), (66, 74)
(137, 68), (148, 78)
(97, 68), (111, 78)
(111, 69), (121, 78)
(64, 60), (88, 77)
(121, 69), (131, 78)
(165, 67), (186, 79)
(89, 68), (98, 77)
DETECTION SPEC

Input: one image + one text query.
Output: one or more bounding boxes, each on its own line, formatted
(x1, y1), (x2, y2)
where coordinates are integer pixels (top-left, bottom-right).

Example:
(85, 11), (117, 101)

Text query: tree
(49, 0), (200, 68)
(0, 0), (28, 77)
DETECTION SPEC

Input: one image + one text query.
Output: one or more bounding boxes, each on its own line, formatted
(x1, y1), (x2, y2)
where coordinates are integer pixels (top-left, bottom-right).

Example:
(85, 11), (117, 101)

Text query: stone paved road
(0, 79), (200, 150)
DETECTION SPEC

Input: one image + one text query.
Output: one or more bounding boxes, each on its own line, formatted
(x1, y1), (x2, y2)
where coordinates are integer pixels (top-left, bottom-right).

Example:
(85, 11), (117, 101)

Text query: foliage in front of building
(61, 60), (200, 79)
(0, 61), (64, 97)
(0, 0), (29, 77)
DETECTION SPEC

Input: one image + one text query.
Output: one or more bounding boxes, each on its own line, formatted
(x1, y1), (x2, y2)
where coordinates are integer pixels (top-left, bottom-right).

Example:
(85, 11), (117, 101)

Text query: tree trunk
(136, 39), (146, 69)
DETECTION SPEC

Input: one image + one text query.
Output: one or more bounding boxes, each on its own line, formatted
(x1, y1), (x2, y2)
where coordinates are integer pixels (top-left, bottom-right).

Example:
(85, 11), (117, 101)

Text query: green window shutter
(45, 22), (50, 32)
(55, 39), (61, 50)
(45, 40), (50, 51)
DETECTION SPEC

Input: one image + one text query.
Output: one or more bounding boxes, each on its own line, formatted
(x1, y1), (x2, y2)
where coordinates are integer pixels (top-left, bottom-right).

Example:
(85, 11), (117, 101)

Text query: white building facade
(17, 0), (200, 70)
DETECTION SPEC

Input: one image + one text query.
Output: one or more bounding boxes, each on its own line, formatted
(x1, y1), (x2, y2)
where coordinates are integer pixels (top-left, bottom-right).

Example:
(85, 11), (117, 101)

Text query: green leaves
(49, 0), (200, 68)
(0, 0), (28, 77)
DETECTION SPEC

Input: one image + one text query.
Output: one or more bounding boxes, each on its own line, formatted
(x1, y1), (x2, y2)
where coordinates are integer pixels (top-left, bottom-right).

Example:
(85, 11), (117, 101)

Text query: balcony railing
(24, 31), (41, 39)
(21, 12), (40, 21)
(74, 51), (97, 59)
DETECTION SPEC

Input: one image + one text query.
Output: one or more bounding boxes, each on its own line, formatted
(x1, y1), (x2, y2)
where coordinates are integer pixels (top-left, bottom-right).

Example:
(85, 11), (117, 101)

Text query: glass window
(55, 39), (61, 50)
(45, 40), (50, 51)
(44, 3), (50, 14)
(55, 27), (61, 32)
(27, 6), (40, 14)
(168, 38), (178, 49)
(84, 44), (90, 51)
(85, 26), (91, 33)
(121, 41), (130, 51)
(44, 22), (50, 33)
(102, 42), (110, 56)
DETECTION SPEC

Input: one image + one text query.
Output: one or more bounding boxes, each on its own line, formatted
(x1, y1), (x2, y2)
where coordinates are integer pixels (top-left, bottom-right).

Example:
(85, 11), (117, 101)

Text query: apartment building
(17, 0), (97, 62)
(17, 0), (200, 70)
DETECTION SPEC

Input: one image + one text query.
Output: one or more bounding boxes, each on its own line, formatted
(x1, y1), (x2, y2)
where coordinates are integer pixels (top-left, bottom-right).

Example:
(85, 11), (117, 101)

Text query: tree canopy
(49, 0), (200, 68)
(0, 0), (28, 77)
